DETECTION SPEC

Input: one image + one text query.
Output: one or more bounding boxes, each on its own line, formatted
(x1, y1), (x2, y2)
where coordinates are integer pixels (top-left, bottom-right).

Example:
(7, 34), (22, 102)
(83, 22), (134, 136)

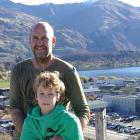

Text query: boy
(20, 71), (84, 140)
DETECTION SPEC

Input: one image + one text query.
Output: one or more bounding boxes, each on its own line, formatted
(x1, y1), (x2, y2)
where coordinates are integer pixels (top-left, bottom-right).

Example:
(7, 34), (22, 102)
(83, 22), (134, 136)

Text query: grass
(0, 80), (10, 88)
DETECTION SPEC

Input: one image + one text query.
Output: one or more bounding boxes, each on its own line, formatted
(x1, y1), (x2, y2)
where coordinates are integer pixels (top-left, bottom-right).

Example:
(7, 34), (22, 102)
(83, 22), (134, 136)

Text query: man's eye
(42, 37), (48, 40)
(32, 36), (38, 40)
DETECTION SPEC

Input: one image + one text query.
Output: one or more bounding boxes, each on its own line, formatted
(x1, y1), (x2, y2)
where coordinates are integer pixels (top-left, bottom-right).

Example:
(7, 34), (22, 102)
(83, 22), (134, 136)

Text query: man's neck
(32, 55), (55, 71)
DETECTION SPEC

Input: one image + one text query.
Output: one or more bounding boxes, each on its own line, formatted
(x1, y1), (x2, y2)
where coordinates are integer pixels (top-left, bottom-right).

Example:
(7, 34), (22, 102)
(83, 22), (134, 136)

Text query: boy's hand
(50, 136), (63, 140)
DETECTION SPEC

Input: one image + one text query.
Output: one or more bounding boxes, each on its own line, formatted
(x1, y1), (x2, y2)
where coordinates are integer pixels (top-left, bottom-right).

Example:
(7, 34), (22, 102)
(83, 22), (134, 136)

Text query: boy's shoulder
(61, 109), (80, 123)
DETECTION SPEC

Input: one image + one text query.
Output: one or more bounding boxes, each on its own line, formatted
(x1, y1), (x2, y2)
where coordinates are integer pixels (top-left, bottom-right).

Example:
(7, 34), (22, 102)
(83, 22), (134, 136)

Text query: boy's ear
(32, 97), (38, 105)
(56, 94), (60, 101)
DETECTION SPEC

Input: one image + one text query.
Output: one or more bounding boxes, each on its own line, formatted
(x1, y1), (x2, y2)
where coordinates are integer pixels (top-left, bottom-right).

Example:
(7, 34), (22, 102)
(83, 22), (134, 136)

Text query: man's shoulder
(54, 57), (74, 69)
(16, 59), (31, 66)
(12, 59), (32, 69)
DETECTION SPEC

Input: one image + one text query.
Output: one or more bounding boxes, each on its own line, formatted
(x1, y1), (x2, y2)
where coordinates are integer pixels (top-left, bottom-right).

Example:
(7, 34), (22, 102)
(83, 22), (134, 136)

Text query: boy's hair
(33, 71), (65, 96)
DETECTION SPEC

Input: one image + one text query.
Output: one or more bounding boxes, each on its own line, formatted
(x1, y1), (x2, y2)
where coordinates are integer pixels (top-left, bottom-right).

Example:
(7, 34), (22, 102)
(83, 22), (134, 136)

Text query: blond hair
(33, 71), (65, 97)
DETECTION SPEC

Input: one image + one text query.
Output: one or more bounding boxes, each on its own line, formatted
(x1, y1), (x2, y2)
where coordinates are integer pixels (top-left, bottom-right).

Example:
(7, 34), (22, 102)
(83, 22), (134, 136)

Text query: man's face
(36, 85), (59, 115)
(30, 24), (55, 62)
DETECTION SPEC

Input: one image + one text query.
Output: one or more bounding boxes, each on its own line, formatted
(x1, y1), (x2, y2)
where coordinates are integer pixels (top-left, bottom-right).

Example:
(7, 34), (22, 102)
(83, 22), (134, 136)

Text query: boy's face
(36, 84), (59, 115)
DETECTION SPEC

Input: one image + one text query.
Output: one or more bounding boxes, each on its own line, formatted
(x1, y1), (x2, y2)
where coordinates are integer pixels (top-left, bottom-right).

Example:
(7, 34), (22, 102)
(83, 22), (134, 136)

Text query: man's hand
(50, 136), (63, 140)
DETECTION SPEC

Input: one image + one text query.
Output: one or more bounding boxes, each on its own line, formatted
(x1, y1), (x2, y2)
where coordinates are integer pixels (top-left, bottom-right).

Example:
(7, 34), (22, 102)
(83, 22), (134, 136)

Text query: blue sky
(10, 0), (140, 7)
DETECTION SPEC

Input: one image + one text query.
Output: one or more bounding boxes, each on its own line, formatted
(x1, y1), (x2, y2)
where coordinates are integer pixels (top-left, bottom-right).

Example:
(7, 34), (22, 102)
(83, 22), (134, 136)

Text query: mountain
(0, 0), (140, 69)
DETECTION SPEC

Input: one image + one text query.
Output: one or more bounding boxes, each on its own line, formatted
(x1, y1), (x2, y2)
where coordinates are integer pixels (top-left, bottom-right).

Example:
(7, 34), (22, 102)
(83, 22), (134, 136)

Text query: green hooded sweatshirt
(20, 105), (84, 140)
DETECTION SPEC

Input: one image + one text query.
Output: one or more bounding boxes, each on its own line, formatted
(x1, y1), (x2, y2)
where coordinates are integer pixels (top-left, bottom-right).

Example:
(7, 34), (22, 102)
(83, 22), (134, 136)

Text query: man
(10, 21), (90, 140)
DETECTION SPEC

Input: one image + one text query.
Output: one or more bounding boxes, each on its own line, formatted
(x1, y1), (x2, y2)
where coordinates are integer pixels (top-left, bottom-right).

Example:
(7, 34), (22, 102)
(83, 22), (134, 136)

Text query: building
(136, 95), (140, 116)
(0, 88), (10, 96)
(103, 94), (140, 115)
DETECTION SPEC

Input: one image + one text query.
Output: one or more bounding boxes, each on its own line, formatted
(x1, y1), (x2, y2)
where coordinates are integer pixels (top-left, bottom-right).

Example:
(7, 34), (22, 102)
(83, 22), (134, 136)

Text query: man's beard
(33, 46), (50, 63)
(34, 55), (48, 63)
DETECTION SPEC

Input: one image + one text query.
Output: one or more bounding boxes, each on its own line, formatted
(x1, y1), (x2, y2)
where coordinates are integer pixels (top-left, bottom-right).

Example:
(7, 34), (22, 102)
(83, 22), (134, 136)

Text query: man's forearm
(79, 117), (89, 130)
(11, 109), (25, 135)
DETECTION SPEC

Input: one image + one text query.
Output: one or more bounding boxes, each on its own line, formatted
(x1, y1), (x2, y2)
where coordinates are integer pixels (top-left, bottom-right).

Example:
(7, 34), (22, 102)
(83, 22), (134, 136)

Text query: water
(79, 67), (140, 78)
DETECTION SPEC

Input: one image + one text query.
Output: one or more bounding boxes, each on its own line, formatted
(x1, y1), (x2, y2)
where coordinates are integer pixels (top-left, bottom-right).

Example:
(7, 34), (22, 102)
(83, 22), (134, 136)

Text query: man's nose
(36, 39), (44, 46)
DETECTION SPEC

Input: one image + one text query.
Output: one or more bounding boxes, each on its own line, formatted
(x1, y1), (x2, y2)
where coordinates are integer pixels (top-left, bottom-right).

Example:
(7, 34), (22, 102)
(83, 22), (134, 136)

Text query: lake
(79, 67), (140, 78)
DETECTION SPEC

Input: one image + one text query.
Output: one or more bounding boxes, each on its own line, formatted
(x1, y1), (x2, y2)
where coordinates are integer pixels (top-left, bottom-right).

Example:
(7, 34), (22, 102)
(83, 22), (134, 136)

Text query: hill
(0, 0), (140, 70)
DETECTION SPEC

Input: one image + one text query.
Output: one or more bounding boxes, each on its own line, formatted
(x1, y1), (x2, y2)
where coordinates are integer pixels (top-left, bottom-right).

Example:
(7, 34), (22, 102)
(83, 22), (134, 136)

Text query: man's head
(30, 21), (56, 63)
(33, 71), (65, 115)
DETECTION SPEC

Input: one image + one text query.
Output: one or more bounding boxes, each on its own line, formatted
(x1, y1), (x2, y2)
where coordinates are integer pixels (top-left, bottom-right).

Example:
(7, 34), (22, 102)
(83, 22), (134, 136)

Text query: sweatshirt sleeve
(20, 118), (39, 140)
(61, 116), (84, 140)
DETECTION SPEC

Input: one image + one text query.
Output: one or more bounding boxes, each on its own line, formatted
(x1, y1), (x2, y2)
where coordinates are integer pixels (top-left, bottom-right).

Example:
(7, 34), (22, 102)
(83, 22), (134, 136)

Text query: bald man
(10, 21), (90, 140)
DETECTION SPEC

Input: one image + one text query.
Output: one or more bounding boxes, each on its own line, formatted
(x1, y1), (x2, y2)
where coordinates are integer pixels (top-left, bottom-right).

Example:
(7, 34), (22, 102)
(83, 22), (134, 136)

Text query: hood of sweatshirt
(27, 104), (65, 121)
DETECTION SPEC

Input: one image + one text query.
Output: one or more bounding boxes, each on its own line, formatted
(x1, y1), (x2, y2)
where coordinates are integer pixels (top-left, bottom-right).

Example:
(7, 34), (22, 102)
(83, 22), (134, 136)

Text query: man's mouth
(36, 47), (45, 51)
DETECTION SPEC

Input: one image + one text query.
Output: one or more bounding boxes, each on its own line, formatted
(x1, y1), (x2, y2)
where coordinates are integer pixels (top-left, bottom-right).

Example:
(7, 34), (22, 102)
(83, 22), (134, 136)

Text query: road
(83, 126), (137, 140)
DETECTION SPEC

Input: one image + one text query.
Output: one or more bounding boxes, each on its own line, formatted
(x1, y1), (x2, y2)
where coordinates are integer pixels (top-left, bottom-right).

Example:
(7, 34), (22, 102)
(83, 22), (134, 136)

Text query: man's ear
(52, 36), (56, 47)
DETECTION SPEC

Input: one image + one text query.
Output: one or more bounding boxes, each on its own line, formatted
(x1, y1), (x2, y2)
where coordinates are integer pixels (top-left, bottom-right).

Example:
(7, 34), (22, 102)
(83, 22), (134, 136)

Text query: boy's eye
(48, 93), (53, 96)
(40, 92), (44, 95)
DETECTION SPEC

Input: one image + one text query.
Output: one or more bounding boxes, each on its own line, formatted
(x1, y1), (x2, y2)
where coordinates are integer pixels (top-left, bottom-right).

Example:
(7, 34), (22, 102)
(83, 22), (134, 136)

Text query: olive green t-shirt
(10, 57), (89, 119)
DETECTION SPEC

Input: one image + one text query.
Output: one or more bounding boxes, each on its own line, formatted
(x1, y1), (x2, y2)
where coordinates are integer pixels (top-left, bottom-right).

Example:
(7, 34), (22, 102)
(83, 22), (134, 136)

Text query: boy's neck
(40, 106), (56, 116)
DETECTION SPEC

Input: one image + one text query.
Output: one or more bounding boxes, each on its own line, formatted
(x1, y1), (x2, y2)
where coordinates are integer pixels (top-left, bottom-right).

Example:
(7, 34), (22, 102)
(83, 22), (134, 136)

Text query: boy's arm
(61, 117), (84, 140)
(20, 118), (38, 140)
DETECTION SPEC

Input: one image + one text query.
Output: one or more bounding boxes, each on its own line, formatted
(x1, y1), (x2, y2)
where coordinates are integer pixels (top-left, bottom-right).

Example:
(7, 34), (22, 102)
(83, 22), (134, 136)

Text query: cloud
(10, 0), (140, 7)
(119, 0), (140, 7)
(10, 0), (88, 5)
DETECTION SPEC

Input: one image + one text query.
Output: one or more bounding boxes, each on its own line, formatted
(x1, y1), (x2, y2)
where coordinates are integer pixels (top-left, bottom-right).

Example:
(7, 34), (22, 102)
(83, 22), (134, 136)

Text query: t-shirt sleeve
(65, 67), (90, 120)
(10, 65), (23, 110)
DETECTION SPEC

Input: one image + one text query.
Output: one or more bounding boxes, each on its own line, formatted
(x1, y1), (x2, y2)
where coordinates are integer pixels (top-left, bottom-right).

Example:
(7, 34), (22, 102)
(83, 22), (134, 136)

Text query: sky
(10, 0), (140, 7)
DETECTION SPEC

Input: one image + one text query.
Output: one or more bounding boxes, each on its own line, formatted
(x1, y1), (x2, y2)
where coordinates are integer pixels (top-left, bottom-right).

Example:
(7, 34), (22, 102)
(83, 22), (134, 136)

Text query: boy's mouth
(42, 103), (49, 106)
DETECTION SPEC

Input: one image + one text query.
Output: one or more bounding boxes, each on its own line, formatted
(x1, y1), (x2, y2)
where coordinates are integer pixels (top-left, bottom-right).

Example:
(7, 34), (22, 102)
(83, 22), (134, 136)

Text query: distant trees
(63, 52), (140, 70)
(80, 76), (95, 83)
(0, 71), (10, 80)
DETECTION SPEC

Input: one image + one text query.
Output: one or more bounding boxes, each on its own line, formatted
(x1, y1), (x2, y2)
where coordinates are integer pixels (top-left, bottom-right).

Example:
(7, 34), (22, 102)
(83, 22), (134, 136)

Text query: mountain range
(0, 0), (140, 70)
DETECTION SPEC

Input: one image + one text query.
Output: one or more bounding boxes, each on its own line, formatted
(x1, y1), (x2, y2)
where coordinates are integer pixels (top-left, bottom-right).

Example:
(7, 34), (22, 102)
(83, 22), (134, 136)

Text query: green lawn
(0, 80), (10, 88)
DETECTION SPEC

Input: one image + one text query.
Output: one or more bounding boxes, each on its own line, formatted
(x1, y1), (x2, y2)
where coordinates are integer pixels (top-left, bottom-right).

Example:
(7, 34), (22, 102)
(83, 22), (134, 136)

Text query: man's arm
(11, 109), (25, 135)
(10, 65), (25, 134)
(65, 67), (90, 129)
(79, 117), (89, 130)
